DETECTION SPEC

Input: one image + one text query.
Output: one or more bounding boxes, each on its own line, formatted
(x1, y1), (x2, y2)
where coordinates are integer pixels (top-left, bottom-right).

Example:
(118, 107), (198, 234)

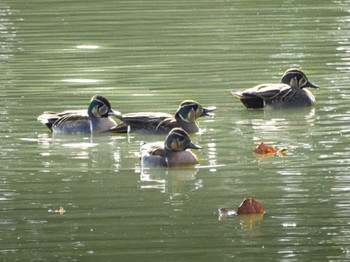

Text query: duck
(109, 100), (216, 134)
(232, 68), (319, 109)
(140, 127), (201, 167)
(37, 95), (122, 134)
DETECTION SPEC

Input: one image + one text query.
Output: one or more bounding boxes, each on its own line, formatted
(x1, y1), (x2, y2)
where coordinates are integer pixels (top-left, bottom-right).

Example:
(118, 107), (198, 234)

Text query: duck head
(88, 95), (122, 118)
(175, 100), (216, 123)
(280, 68), (319, 89)
(164, 128), (202, 152)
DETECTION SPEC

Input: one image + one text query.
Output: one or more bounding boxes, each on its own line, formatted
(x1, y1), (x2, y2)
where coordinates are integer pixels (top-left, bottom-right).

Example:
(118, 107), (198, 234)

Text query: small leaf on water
(253, 142), (277, 154)
(237, 198), (264, 215)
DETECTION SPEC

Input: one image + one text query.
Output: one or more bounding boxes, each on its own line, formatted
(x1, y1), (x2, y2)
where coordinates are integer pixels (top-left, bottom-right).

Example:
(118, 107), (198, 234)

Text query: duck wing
(52, 114), (91, 134)
(37, 110), (87, 130)
(234, 84), (293, 100)
(110, 112), (177, 134)
(233, 84), (297, 108)
(140, 142), (169, 166)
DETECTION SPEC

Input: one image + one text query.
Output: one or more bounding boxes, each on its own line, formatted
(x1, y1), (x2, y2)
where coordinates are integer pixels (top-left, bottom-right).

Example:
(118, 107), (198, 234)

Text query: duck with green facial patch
(140, 127), (201, 167)
(233, 68), (319, 109)
(110, 100), (216, 134)
(37, 95), (121, 134)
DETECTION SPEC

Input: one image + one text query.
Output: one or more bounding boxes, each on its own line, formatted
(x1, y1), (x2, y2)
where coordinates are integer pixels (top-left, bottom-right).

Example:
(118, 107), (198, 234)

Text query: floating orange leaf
(253, 142), (288, 157)
(237, 198), (264, 215)
(253, 142), (277, 154)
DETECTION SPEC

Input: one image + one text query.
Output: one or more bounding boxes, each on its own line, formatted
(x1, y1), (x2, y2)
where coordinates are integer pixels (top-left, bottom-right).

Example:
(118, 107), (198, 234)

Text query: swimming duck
(233, 68), (319, 109)
(110, 100), (216, 134)
(140, 127), (201, 167)
(37, 95), (121, 134)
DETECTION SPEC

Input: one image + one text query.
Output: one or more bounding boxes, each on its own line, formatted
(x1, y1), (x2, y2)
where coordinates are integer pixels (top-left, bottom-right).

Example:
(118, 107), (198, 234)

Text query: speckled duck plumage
(110, 100), (216, 134)
(140, 127), (201, 167)
(233, 68), (319, 109)
(37, 95), (121, 134)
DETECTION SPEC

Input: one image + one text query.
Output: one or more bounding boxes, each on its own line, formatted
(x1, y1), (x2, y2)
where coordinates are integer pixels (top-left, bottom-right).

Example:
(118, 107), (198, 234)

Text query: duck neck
(175, 114), (199, 133)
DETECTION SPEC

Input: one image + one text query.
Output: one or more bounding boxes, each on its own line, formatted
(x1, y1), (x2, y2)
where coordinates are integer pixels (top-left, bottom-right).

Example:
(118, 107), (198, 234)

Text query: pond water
(2, 0), (350, 261)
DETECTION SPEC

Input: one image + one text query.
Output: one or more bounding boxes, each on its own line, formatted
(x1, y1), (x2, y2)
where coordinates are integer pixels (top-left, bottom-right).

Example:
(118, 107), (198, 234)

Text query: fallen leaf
(253, 142), (277, 154)
(253, 142), (288, 157)
(237, 198), (264, 215)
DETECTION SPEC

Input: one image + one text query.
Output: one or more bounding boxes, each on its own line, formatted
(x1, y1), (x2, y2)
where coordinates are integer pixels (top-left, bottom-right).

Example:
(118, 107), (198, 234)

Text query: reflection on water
(219, 210), (264, 230)
(36, 133), (127, 174)
(0, 5), (15, 66)
(139, 167), (201, 188)
(136, 166), (203, 209)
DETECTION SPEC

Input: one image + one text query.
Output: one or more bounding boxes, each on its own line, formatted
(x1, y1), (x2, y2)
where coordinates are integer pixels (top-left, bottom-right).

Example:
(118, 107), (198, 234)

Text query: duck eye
(177, 137), (185, 142)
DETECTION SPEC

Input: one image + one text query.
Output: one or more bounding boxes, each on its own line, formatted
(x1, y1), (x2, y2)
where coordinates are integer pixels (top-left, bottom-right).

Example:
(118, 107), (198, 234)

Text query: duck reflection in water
(136, 164), (202, 208)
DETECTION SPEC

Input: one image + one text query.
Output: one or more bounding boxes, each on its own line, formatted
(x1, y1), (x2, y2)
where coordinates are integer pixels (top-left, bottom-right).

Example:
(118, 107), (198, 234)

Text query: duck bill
(108, 109), (122, 119)
(201, 106), (217, 117)
(306, 81), (320, 89)
(189, 142), (202, 150)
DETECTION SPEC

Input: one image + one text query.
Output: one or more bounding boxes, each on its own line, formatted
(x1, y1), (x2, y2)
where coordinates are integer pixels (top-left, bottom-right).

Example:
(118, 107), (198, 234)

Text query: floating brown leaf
(253, 142), (288, 157)
(237, 198), (264, 215)
(253, 142), (277, 154)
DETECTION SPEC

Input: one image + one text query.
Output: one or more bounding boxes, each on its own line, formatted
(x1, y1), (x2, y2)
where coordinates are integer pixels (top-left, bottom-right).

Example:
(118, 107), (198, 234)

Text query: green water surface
(1, 0), (350, 261)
